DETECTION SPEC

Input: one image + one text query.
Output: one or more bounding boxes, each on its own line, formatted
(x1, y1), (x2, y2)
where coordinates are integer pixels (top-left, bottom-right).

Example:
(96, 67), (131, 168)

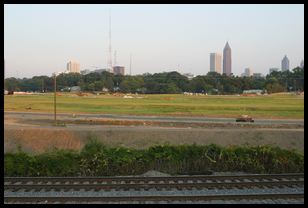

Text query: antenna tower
(130, 53), (132, 75)
(114, 50), (117, 66)
(107, 11), (112, 72)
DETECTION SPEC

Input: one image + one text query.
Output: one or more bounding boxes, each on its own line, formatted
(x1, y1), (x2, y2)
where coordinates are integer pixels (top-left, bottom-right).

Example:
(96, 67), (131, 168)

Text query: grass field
(4, 93), (304, 119)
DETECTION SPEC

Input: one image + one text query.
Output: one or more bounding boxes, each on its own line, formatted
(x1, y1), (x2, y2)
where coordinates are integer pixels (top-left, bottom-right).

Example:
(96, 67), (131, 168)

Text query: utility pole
(54, 73), (57, 125)
(130, 53), (132, 76)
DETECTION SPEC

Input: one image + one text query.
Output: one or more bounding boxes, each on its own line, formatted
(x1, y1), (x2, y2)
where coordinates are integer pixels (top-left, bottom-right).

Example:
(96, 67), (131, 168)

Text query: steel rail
(4, 173), (304, 184)
(4, 180), (304, 192)
(4, 193), (304, 203)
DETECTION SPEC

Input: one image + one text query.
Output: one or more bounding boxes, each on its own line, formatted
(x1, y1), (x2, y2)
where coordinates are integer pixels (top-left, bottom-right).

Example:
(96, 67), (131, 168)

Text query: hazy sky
(4, 4), (304, 78)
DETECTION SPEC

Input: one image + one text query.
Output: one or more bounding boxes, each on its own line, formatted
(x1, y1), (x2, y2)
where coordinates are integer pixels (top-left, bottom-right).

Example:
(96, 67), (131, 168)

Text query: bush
(4, 142), (304, 177)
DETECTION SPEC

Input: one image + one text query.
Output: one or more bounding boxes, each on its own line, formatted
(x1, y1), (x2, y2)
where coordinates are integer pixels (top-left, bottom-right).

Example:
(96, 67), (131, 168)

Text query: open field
(4, 93), (304, 119)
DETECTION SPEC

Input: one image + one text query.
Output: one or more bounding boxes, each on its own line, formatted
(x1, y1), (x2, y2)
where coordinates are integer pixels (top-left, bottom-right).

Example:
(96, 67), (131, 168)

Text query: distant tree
(5, 77), (20, 91)
(87, 83), (95, 91)
(164, 83), (181, 94)
(4, 67), (304, 94)
(189, 76), (206, 93)
(265, 77), (285, 93)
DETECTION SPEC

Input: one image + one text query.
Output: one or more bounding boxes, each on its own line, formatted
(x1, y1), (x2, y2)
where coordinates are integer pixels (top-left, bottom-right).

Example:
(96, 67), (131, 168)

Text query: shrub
(4, 142), (304, 177)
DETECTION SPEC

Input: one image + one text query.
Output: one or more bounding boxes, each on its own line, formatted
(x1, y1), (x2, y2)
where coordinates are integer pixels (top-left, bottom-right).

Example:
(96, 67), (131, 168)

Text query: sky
(4, 4), (304, 78)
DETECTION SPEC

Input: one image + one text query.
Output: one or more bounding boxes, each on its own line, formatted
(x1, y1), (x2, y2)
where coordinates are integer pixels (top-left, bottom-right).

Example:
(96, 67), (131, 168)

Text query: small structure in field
(70, 86), (81, 92)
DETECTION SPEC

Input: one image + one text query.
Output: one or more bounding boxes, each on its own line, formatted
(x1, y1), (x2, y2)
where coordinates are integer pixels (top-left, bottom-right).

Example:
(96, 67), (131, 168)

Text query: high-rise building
(223, 42), (232, 76)
(281, 55), (289, 71)
(67, 60), (80, 73)
(269, 68), (279, 74)
(241, 67), (252, 77)
(210, 53), (222, 74)
(300, 60), (304, 68)
(113, 66), (125, 75)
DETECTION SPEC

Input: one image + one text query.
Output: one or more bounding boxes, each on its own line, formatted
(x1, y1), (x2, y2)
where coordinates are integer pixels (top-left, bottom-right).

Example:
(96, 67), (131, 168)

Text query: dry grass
(4, 125), (304, 154)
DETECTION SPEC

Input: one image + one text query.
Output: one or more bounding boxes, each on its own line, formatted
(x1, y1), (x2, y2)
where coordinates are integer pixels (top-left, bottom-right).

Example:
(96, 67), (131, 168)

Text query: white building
(183, 73), (194, 80)
(252, 73), (264, 78)
(281, 55), (289, 72)
(67, 60), (80, 73)
(210, 53), (222, 74)
(52, 71), (63, 76)
(269, 68), (279, 74)
(80, 69), (91, 75)
(241, 68), (252, 77)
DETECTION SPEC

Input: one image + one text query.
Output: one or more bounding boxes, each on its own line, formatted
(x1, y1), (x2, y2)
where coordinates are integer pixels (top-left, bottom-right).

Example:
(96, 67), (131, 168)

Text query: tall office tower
(210, 53), (222, 74)
(223, 42), (232, 76)
(67, 60), (80, 73)
(281, 55), (290, 71)
(300, 60), (304, 68)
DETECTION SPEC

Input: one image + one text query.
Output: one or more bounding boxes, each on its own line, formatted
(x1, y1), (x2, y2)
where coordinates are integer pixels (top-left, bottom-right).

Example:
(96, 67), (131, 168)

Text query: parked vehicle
(236, 115), (254, 122)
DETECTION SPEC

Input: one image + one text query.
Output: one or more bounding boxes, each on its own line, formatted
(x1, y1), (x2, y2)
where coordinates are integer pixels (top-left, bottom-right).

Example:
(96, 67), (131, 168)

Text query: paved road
(4, 111), (304, 125)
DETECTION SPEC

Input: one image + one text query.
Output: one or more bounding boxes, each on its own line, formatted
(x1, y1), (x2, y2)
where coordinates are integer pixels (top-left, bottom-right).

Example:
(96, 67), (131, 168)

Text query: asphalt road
(4, 111), (304, 126)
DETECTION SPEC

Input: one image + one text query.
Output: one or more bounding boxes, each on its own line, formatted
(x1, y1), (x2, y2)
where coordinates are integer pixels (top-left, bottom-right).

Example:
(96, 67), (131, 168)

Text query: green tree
(265, 77), (285, 93)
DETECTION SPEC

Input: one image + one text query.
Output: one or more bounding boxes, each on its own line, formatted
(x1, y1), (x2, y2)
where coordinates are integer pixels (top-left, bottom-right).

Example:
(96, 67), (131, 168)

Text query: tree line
(4, 67), (304, 94)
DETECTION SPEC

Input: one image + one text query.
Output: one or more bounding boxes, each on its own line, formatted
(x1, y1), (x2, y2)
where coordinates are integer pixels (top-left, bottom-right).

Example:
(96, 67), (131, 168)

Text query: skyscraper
(210, 53), (222, 74)
(223, 42), (232, 76)
(67, 60), (80, 73)
(281, 55), (289, 71)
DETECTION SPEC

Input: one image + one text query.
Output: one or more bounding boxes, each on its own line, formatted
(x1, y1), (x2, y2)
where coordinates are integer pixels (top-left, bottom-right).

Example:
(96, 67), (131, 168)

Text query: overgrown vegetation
(4, 139), (304, 177)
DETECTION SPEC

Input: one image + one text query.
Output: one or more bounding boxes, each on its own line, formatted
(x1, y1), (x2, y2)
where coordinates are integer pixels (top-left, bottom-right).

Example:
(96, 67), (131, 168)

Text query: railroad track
(5, 173), (304, 203)
(5, 193), (304, 203)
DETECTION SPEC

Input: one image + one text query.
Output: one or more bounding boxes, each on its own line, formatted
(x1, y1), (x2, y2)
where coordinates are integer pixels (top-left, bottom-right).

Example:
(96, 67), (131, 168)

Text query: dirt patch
(4, 127), (84, 153)
(161, 97), (174, 100)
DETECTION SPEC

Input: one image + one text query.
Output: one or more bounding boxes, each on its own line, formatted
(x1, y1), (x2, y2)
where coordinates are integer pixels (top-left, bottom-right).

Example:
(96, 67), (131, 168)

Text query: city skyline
(4, 4), (304, 78)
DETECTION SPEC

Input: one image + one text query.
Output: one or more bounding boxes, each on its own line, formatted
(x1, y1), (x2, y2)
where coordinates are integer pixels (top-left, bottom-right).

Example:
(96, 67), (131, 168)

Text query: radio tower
(107, 11), (112, 72)
(114, 50), (117, 66)
(130, 53), (132, 75)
